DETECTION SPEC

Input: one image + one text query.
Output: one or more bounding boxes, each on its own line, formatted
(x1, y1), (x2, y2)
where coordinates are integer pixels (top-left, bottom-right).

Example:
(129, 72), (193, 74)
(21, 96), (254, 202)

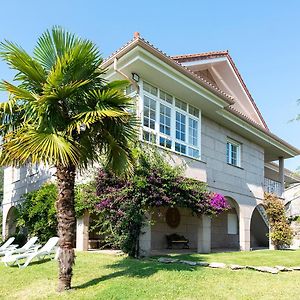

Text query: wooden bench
(166, 234), (189, 249)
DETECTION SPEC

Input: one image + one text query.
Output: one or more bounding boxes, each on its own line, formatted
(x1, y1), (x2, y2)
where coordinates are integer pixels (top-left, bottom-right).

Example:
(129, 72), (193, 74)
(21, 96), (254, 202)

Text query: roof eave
(226, 106), (300, 157)
(101, 38), (235, 106)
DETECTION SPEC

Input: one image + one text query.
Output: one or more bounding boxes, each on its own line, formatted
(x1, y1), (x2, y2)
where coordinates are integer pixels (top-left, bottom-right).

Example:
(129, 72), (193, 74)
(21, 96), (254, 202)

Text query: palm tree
(0, 27), (137, 291)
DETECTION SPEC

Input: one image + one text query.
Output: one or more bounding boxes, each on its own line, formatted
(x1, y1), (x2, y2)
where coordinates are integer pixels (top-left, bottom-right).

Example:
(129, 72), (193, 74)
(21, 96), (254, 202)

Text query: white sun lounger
(0, 237), (16, 252)
(0, 236), (39, 256)
(2, 237), (59, 268)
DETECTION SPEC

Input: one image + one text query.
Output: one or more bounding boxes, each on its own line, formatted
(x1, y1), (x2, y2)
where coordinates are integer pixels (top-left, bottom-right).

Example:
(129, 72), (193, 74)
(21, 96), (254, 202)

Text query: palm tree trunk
(56, 163), (76, 292)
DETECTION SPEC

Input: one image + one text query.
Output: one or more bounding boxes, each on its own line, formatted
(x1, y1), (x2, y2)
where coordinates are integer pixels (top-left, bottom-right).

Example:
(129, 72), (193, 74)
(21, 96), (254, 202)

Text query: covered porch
(76, 197), (270, 255)
(139, 197), (248, 257)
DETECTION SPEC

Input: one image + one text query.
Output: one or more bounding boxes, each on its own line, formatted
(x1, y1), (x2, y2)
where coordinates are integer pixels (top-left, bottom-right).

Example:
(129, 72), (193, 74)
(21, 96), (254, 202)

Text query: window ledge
(227, 163), (243, 170)
(141, 141), (206, 164)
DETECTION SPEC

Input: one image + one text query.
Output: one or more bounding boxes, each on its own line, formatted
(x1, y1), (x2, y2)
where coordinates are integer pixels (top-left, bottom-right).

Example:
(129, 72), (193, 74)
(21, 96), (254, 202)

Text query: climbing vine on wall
(263, 192), (293, 249)
(89, 146), (229, 257)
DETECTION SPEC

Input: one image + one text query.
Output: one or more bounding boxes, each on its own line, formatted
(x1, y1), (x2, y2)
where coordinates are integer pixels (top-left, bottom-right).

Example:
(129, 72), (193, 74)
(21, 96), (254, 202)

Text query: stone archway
(211, 197), (240, 251)
(5, 206), (18, 238)
(250, 204), (269, 249)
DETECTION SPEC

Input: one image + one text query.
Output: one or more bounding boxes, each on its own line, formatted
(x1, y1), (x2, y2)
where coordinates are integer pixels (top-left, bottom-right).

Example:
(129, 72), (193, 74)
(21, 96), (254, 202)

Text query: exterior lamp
(132, 72), (140, 82)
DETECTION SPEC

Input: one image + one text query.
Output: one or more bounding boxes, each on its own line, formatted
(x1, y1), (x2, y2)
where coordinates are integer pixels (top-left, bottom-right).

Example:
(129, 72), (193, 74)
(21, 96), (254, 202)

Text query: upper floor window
(226, 139), (241, 167)
(142, 81), (201, 159)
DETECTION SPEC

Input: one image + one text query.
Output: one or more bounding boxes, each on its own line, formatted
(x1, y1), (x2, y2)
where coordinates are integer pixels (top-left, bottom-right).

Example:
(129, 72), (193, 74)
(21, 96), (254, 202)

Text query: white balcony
(264, 178), (283, 197)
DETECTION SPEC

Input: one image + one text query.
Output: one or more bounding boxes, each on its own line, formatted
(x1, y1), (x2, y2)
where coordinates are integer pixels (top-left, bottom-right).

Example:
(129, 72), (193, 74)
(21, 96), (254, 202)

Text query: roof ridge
(171, 50), (229, 59)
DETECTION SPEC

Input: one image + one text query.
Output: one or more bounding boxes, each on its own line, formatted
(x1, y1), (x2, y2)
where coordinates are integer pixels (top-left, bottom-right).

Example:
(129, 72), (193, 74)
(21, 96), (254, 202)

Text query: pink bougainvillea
(209, 193), (230, 213)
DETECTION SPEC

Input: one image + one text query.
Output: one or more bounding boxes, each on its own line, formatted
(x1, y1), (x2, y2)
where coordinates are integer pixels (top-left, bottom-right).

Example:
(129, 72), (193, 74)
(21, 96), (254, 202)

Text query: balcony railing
(264, 178), (283, 197)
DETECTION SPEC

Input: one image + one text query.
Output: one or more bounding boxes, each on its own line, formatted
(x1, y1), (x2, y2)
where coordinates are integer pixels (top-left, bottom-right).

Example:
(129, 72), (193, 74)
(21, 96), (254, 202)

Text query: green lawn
(1, 250), (300, 300)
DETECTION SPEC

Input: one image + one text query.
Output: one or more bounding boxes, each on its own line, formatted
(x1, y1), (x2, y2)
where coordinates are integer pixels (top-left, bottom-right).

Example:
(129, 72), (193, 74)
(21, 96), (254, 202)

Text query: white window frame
(140, 80), (201, 160)
(226, 138), (241, 167)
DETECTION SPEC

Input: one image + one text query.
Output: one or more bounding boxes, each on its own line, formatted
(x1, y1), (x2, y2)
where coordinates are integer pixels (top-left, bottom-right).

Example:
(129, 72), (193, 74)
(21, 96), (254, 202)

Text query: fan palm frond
(0, 127), (80, 166)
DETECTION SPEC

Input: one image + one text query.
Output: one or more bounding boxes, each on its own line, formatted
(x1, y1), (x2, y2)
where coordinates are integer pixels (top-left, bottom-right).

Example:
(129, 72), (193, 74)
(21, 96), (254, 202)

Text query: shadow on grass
(74, 254), (207, 290)
(4, 258), (53, 268)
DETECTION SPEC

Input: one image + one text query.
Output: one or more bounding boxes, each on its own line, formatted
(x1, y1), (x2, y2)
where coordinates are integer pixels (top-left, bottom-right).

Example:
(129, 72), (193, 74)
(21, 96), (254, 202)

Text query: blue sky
(0, 0), (299, 170)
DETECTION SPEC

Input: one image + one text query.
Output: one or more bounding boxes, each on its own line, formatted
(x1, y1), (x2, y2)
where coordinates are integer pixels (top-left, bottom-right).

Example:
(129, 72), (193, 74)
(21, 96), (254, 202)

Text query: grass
(1, 250), (300, 299)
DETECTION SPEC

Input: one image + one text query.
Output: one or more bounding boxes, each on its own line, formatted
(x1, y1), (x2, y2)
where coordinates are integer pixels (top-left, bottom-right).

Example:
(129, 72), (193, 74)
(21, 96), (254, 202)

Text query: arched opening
(250, 204), (269, 249)
(211, 197), (239, 251)
(5, 206), (18, 238)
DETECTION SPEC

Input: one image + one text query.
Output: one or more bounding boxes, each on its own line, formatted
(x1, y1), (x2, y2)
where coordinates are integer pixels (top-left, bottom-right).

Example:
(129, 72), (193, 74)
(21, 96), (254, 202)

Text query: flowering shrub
(209, 193), (230, 213)
(86, 147), (229, 257)
(263, 192), (292, 249)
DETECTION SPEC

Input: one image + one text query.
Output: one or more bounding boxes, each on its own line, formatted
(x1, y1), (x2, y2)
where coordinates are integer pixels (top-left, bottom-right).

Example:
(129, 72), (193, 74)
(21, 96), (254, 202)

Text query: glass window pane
(159, 136), (172, 149)
(143, 130), (156, 143)
(226, 143), (230, 164)
(176, 112), (186, 141)
(227, 141), (240, 166)
(231, 144), (238, 165)
(188, 147), (200, 158)
(143, 82), (158, 96)
(175, 142), (186, 154)
(160, 90), (173, 104)
(143, 96), (156, 130)
(159, 104), (171, 136)
(188, 118), (198, 146)
(175, 98), (187, 111)
(189, 105), (199, 118)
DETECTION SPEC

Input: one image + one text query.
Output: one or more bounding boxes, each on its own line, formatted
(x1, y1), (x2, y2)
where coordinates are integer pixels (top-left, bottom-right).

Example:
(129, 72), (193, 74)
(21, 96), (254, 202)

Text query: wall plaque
(166, 207), (180, 228)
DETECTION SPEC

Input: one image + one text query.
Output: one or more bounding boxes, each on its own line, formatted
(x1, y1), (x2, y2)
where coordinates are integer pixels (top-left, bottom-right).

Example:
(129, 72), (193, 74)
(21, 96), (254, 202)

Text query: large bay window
(142, 81), (201, 159)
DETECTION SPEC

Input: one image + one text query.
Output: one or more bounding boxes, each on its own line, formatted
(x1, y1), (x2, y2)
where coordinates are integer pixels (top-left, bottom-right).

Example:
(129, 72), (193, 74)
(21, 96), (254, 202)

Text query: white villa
(2, 33), (300, 255)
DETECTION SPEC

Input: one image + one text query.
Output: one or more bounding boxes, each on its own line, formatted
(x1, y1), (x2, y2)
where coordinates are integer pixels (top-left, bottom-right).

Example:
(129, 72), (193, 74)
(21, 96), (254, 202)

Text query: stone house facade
(2, 33), (300, 255)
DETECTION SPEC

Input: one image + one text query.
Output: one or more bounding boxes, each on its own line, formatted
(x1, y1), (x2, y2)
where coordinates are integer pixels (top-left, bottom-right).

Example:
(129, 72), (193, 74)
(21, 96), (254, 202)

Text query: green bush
(10, 233), (27, 247)
(17, 183), (58, 243)
(264, 193), (293, 249)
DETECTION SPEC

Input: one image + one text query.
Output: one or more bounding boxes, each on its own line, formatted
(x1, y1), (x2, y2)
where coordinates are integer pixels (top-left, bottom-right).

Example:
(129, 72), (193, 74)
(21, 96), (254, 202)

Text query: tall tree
(0, 27), (137, 291)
